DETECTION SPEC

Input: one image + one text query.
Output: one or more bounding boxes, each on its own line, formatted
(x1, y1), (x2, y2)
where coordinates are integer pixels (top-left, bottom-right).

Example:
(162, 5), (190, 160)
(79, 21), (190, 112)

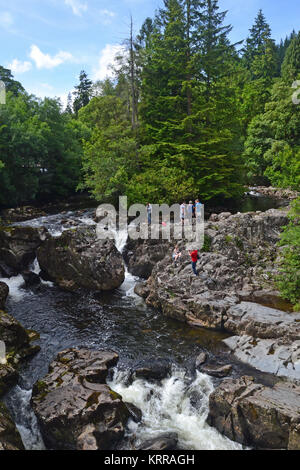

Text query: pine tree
(65, 92), (73, 115)
(243, 10), (277, 80)
(73, 70), (93, 115)
(281, 31), (300, 83)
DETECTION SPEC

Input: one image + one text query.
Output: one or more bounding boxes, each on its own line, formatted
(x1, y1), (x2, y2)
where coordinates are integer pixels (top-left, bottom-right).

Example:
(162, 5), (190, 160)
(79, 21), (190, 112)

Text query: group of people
(146, 199), (202, 276)
(146, 199), (203, 225)
(180, 200), (203, 225)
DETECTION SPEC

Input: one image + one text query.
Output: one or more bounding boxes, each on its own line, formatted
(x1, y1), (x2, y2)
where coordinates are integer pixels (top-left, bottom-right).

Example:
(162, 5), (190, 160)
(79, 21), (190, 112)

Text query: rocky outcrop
(247, 186), (299, 200)
(224, 336), (300, 381)
(0, 283), (8, 310)
(1, 206), (47, 223)
(37, 227), (125, 291)
(0, 225), (48, 273)
(0, 311), (40, 396)
(207, 376), (300, 450)
(0, 402), (24, 450)
(31, 349), (130, 450)
(124, 238), (171, 279)
(137, 433), (179, 450)
(141, 209), (290, 324)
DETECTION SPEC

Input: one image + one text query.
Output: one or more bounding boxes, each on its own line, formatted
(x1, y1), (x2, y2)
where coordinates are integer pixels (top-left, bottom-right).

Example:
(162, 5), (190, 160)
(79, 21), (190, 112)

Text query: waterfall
(108, 367), (243, 450)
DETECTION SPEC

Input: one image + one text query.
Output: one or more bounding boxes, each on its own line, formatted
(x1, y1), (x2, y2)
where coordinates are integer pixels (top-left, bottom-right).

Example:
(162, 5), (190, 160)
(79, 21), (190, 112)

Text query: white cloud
(92, 44), (125, 81)
(29, 45), (73, 70)
(65, 0), (88, 16)
(8, 59), (32, 74)
(0, 11), (14, 31)
(100, 9), (115, 18)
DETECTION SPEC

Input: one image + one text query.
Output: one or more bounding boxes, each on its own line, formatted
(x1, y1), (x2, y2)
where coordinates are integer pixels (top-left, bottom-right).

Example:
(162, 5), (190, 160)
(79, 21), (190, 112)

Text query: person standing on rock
(189, 249), (199, 276)
(180, 202), (186, 225)
(195, 199), (202, 219)
(187, 201), (194, 224)
(147, 203), (152, 225)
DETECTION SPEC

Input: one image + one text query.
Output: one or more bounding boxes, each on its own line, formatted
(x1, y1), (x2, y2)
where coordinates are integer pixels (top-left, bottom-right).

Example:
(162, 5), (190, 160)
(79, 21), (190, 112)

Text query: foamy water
(109, 368), (243, 450)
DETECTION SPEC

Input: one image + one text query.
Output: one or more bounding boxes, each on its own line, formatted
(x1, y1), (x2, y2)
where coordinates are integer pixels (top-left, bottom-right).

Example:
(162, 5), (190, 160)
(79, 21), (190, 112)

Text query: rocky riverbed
(0, 192), (299, 451)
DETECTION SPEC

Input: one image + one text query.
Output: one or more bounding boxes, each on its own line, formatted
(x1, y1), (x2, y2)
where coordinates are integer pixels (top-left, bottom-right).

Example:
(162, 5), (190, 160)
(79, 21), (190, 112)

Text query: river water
(1, 194), (286, 450)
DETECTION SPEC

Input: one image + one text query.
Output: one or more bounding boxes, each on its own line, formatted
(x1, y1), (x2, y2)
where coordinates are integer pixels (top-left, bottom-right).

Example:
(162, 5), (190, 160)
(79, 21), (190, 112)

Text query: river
(1, 194), (288, 450)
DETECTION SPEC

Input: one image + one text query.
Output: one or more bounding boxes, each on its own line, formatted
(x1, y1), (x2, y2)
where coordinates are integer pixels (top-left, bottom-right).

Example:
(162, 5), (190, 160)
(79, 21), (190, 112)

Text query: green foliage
(277, 198), (300, 310)
(73, 70), (93, 115)
(244, 78), (300, 186)
(281, 31), (300, 83)
(78, 96), (139, 203)
(0, 91), (87, 206)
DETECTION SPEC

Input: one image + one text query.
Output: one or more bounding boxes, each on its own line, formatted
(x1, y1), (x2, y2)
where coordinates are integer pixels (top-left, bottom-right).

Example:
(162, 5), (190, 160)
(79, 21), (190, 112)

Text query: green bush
(277, 198), (300, 310)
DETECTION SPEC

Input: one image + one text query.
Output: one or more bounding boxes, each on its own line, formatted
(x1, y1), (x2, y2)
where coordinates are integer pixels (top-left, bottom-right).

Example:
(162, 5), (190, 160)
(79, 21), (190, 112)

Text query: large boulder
(123, 238), (171, 279)
(37, 227), (125, 291)
(224, 302), (300, 340)
(31, 349), (130, 450)
(224, 335), (300, 381)
(0, 311), (40, 396)
(0, 225), (48, 273)
(0, 402), (24, 450)
(136, 209), (291, 329)
(0, 283), (9, 310)
(207, 376), (300, 450)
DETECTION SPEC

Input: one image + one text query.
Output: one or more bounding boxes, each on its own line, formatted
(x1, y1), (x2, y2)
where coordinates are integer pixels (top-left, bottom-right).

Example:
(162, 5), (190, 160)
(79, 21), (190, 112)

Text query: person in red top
(189, 249), (199, 276)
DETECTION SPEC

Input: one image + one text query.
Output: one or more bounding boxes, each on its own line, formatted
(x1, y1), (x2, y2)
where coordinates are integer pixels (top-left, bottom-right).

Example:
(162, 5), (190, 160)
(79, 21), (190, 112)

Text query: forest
(0, 0), (299, 208)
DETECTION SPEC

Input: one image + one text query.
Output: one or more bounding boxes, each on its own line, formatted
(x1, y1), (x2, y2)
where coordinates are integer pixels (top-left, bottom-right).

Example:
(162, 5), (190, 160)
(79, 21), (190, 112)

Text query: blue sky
(0, 0), (299, 106)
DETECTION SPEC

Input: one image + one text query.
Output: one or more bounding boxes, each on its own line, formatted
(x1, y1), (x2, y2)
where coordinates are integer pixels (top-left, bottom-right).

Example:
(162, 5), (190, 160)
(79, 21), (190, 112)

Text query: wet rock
(0, 311), (40, 396)
(224, 336), (300, 381)
(0, 262), (15, 278)
(134, 282), (150, 299)
(21, 271), (41, 287)
(249, 186), (299, 201)
(1, 206), (47, 223)
(137, 433), (178, 450)
(0, 282), (9, 310)
(199, 364), (232, 378)
(207, 376), (300, 449)
(124, 238), (172, 279)
(133, 359), (171, 381)
(0, 402), (24, 450)
(125, 403), (143, 423)
(37, 227), (125, 291)
(0, 226), (48, 272)
(31, 349), (130, 450)
(195, 352), (207, 368)
(0, 365), (18, 397)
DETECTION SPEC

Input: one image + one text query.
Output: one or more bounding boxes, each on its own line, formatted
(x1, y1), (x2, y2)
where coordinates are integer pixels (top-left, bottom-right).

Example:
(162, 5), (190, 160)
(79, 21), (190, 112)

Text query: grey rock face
(0, 402), (24, 450)
(207, 376), (300, 449)
(31, 349), (130, 450)
(0, 225), (48, 272)
(0, 282), (9, 310)
(37, 227), (125, 291)
(0, 311), (40, 396)
(224, 336), (300, 381)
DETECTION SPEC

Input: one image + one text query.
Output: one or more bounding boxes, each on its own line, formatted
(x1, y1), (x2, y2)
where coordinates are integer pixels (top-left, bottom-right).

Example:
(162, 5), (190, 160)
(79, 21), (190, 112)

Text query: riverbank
(0, 188), (299, 450)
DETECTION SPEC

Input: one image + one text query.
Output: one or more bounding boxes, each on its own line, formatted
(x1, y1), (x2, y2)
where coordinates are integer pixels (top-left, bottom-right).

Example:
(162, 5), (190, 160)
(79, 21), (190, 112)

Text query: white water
(7, 386), (45, 450)
(109, 368), (242, 450)
(0, 274), (27, 302)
